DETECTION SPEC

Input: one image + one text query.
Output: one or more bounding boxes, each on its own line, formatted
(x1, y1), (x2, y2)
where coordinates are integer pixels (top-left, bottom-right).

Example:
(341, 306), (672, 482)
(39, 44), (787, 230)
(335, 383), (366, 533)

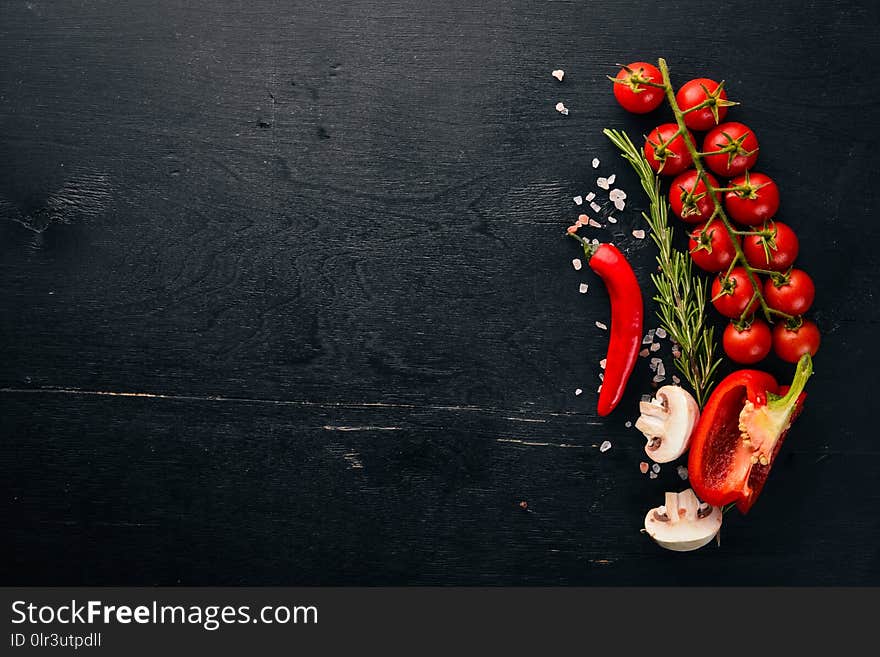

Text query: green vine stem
(604, 128), (721, 407)
(655, 58), (793, 326)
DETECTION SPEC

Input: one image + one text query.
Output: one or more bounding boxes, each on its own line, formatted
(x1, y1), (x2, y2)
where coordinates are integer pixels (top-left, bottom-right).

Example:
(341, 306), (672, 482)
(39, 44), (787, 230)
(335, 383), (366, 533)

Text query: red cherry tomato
(772, 319), (821, 363)
(711, 267), (759, 318)
(723, 320), (772, 364)
(702, 122), (759, 177)
(644, 124), (694, 176)
(742, 221), (799, 272)
(612, 62), (665, 114)
(676, 78), (730, 131)
(669, 169), (720, 224)
(764, 269), (815, 316)
(724, 172), (780, 226)
(688, 219), (738, 272)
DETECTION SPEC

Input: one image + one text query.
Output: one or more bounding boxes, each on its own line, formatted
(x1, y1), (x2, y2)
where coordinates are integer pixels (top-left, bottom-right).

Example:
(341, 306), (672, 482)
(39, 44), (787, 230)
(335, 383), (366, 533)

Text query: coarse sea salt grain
(600, 358), (607, 369)
(588, 218), (603, 228)
(589, 201), (602, 213)
(650, 342), (661, 352)
(576, 214), (588, 226)
(596, 177), (610, 190)
(586, 191), (596, 201)
(599, 440), (612, 453)
(652, 374), (665, 383)
(595, 321), (607, 330)
(613, 199), (626, 212)
(573, 195), (583, 206)
(642, 331), (655, 344)
(607, 215), (617, 224)
(552, 69), (565, 81)
(575, 388), (583, 396)
(672, 375), (681, 385)
(625, 421), (632, 428)
(555, 101), (569, 115)
(652, 463), (661, 474)
(606, 174), (616, 185)
(572, 258), (582, 271)
(639, 349), (650, 358)
(579, 283), (589, 294)
(639, 462), (649, 474)
(592, 158), (600, 168)
(656, 327), (667, 339)
(657, 362), (665, 376)
(632, 229), (646, 239)
(649, 471), (658, 479)
(677, 465), (689, 480)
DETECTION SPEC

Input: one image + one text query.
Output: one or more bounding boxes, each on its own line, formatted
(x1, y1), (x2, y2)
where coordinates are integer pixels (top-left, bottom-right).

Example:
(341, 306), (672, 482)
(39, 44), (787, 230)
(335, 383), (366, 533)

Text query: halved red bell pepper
(688, 354), (813, 513)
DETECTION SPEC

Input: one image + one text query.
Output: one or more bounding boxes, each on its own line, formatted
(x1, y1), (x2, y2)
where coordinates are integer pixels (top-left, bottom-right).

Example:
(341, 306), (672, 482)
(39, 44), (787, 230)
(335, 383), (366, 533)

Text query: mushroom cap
(644, 489), (722, 552)
(636, 385), (700, 463)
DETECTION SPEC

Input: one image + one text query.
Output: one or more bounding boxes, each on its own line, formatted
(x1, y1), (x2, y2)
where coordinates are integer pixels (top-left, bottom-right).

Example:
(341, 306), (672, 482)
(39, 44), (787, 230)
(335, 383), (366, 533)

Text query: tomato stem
(657, 58), (778, 325)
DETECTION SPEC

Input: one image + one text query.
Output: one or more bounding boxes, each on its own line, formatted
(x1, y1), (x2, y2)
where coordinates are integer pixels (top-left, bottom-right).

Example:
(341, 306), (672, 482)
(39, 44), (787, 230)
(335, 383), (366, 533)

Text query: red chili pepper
(570, 235), (643, 416)
(688, 354), (812, 513)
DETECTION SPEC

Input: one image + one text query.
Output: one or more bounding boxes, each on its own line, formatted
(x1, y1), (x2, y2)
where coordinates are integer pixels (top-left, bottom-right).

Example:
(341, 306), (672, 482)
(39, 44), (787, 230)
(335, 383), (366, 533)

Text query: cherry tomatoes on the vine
(724, 171), (780, 226)
(742, 221), (799, 272)
(688, 219), (738, 272)
(676, 78), (730, 131)
(764, 269), (815, 316)
(669, 169), (719, 224)
(723, 320), (772, 364)
(612, 62), (665, 114)
(772, 319), (821, 363)
(702, 122), (759, 177)
(711, 267), (759, 318)
(644, 124), (694, 176)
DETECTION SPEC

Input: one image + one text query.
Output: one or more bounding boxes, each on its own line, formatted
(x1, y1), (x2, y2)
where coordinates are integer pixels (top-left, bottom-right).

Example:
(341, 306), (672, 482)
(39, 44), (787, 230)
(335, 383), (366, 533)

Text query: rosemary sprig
(604, 128), (721, 407)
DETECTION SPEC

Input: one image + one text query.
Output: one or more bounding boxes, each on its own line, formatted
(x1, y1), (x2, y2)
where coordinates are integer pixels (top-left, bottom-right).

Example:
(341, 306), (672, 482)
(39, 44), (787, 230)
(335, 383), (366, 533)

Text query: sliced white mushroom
(635, 385), (699, 463)
(643, 489), (722, 552)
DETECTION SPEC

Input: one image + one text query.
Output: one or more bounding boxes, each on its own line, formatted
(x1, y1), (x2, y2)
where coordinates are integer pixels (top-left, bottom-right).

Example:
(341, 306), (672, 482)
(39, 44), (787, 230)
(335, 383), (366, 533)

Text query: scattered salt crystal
(578, 283), (589, 295)
(586, 191), (596, 201)
(652, 374), (665, 383)
(650, 357), (661, 365)
(639, 349), (650, 358)
(576, 214), (588, 226)
(609, 188), (627, 201)
(597, 384), (602, 393)
(596, 177), (610, 190)
(625, 421), (633, 428)
(639, 462), (649, 474)
(552, 69), (565, 81)
(588, 218), (603, 228)
(575, 388), (583, 396)
(592, 158), (600, 168)
(599, 440), (612, 453)
(650, 342), (661, 352)
(632, 229), (646, 239)
(642, 331), (655, 345)
(613, 198), (626, 212)
(595, 321), (608, 330)
(599, 358), (606, 369)
(607, 216), (617, 224)
(672, 375), (681, 384)
(599, 372), (604, 381)
(591, 238), (599, 245)
(656, 327), (667, 339)
(555, 102), (569, 115)
(572, 258), (582, 271)
(573, 195), (583, 206)
(566, 225), (578, 234)
(657, 362), (665, 376)
(590, 201), (602, 213)
(677, 465), (689, 480)
(649, 361), (658, 372)
(649, 472), (658, 479)
(606, 174), (616, 185)
(651, 463), (660, 474)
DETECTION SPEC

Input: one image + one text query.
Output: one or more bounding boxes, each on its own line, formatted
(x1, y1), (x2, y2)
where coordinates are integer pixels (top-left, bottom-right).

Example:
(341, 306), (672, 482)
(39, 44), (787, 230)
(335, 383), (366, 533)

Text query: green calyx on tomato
(688, 354), (813, 513)
(676, 78), (738, 131)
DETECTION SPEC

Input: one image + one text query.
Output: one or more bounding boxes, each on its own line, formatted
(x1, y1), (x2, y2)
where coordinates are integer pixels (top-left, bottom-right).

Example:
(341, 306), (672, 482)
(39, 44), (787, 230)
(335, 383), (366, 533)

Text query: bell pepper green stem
(768, 354), (813, 409)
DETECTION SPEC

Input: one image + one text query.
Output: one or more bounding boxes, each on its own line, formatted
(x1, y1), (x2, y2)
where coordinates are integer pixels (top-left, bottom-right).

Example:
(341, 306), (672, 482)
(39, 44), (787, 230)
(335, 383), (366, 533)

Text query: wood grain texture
(1, 0), (879, 584)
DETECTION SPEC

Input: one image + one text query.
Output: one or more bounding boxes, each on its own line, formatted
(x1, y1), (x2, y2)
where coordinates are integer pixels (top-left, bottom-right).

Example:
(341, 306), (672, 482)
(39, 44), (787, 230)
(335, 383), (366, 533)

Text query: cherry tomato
(612, 62), (665, 114)
(669, 169), (720, 224)
(688, 219), (738, 272)
(772, 319), (821, 363)
(742, 221), (799, 271)
(723, 320), (771, 364)
(676, 78), (730, 131)
(702, 122), (759, 177)
(764, 269), (815, 316)
(724, 172), (780, 226)
(644, 124), (694, 176)
(711, 267), (759, 318)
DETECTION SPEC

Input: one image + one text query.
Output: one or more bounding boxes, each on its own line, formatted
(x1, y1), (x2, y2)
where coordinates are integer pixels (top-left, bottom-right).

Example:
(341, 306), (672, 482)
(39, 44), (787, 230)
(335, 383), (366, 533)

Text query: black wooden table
(2, 0), (878, 585)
